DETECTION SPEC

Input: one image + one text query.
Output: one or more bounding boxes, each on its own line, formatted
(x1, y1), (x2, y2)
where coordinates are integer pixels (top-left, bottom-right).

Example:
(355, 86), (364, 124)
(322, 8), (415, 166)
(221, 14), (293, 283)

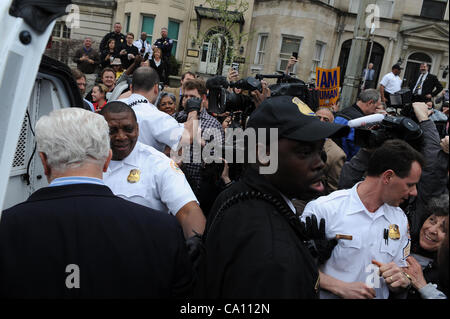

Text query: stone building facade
(246, 0), (449, 91)
(45, 0), (116, 67)
(46, 0), (449, 92)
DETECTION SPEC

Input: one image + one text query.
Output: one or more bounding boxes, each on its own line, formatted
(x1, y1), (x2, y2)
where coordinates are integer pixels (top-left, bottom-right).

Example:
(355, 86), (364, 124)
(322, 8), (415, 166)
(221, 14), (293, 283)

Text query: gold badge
(292, 97), (315, 116)
(388, 224), (400, 240)
(127, 169), (140, 183)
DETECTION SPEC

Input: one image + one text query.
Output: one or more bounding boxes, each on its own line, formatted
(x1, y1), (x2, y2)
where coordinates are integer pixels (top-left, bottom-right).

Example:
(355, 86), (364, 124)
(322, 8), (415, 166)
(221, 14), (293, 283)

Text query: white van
(0, 0), (85, 211)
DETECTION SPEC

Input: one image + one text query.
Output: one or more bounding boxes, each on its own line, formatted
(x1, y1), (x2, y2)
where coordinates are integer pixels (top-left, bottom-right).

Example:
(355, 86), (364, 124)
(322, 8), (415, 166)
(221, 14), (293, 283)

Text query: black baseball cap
(392, 64), (403, 70)
(247, 96), (350, 142)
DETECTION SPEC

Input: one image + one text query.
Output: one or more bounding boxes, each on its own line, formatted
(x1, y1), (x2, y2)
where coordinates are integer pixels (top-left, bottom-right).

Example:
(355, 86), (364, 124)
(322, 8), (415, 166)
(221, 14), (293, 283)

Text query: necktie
(414, 74), (424, 94)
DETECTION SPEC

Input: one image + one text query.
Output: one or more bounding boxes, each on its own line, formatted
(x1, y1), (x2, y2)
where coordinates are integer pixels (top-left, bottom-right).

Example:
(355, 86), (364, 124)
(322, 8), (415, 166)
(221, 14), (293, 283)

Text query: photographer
(174, 79), (225, 196)
(338, 102), (449, 239)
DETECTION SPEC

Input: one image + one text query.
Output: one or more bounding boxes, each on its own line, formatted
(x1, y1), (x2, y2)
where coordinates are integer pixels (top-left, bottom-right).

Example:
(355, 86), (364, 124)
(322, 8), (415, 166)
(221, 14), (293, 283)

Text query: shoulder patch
(170, 160), (183, 174)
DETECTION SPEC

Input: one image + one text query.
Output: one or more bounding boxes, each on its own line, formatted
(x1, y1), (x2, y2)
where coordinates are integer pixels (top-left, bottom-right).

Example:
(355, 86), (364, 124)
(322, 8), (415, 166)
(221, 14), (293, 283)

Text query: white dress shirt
(302, 182), (410, 299)
(413, 72), (428, 95)
(379, 72), (402, 94)
(103, 142), (197, 215)
(133, 39), (153, 58)
(121, 93), (185, 152)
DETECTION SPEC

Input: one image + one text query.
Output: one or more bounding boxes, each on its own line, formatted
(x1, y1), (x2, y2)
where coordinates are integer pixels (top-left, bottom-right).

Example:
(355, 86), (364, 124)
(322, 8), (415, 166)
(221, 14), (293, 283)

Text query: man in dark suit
(410, 63), (443, 103)
(0, 108), (193, 298)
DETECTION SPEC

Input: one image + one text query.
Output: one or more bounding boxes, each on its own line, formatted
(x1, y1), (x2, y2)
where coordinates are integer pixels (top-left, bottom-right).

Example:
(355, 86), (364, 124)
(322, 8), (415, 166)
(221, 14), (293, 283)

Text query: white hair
(35, 108), (110, 170)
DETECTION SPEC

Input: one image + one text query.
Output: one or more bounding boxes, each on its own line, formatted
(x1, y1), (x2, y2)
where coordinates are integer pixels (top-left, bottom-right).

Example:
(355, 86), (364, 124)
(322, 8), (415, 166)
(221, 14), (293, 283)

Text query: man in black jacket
(119, 32), (139, 69)
(195, 96), (349, 298)
(99, 22), (126, 53)
(410, 63), (443, 103)
(0, 108), (193, 298)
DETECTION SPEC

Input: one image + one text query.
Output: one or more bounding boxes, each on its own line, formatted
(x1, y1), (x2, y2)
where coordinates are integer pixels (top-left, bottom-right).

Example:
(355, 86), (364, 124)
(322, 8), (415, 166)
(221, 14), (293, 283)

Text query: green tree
(196, 0), (249, 76)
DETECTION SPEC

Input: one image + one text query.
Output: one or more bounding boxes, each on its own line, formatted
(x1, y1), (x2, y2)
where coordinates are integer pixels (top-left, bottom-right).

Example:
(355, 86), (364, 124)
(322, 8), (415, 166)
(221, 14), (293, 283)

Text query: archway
(337, 39), (385, 87)
(404, 52), (433, 88)
(198, 27), (234, 76)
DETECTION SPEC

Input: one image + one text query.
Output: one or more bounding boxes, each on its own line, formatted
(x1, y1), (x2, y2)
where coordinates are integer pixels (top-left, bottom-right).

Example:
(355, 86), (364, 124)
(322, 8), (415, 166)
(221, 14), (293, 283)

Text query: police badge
(127, 169), (141, 183)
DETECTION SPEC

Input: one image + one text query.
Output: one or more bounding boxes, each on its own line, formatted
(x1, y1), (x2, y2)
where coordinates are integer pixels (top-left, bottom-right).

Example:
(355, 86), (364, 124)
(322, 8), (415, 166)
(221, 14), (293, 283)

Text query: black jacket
(195, 167), (319, 299)
(99, 31), (126, 53)
(410, 73), (443, 99)
(150, 58), (169, 85)
(154, 37), (173, 59)
(119, 44), (139, 69)
(0, 184), (193, 298)
(100, 48), (119, 69)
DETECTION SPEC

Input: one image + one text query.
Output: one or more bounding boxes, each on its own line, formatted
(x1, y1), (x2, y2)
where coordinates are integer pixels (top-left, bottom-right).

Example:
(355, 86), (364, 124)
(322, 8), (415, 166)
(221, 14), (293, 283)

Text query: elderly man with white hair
(0, 108), (194, 298)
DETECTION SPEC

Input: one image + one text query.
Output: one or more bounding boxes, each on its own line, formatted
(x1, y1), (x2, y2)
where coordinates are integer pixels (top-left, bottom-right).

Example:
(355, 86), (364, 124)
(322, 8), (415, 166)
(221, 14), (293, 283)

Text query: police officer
(99, 22), (126, 54)
(100, 101), (206, 239)
(153, 27), (173, 60)
(303, 139), (424, 299)
(195, 96), (350, 298)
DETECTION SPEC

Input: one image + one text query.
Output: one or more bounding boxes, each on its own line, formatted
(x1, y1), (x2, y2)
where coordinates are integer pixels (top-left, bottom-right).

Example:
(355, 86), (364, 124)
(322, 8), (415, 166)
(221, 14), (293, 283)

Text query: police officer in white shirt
(379, 64), (403, 107)
(133, 32), (153, 59)
(100, 101), (206, 239)
(119, 66), (199, 154)
(302, 139), (425, 299)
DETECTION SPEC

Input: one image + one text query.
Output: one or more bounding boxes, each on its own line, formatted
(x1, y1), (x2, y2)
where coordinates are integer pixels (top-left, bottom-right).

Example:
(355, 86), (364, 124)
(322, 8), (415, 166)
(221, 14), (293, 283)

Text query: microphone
(347, 114), (385, 128)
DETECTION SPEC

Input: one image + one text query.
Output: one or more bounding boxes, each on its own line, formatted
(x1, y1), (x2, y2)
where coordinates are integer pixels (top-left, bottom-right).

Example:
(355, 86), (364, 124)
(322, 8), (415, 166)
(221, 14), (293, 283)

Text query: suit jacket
(0, 184), (193, 298)
(410, 73), (443, 98)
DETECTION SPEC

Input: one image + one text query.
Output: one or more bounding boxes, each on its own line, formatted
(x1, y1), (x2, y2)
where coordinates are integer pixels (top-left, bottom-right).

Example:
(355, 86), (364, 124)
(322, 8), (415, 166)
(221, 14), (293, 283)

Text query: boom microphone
(347, 114), (385, 128)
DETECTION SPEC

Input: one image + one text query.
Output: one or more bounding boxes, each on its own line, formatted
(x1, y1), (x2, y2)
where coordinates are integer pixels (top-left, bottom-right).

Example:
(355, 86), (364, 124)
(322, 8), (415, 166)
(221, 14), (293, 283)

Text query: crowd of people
(0, 24), (448, 300)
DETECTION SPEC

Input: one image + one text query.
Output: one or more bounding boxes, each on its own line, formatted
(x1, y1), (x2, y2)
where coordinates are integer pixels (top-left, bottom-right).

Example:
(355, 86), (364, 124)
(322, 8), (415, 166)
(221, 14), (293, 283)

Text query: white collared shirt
(379, 72), (402, 94)
(120, 93), (185, 152)
(133, 39), (153, 58)
(413, 72), (428, 95)
(103, 142), (197, 215)
(302, 182), (410, 299)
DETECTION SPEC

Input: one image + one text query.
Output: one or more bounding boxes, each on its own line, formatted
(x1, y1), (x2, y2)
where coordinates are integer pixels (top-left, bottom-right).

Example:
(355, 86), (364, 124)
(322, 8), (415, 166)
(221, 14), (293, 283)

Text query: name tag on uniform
(388, 224), (400, 240)
(127, 169), (141, 183)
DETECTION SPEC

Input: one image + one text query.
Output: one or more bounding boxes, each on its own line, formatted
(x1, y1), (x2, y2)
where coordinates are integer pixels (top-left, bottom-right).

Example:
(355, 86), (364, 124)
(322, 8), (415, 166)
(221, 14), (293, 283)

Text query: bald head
(132, 67), (160, 92)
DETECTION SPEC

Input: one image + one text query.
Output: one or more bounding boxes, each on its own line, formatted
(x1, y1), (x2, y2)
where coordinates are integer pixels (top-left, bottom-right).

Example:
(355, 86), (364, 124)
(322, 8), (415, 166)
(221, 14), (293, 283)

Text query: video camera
(256, 72), (319, 111)
(354, 115), (423, 149)
(206, 76), (258, 115)
(388, 88), (419, 122)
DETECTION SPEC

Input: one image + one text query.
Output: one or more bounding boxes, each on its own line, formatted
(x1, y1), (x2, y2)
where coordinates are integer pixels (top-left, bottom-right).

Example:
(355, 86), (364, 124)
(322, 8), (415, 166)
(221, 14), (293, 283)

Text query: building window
(320, 0), (335, 5)
(254, 33), (268, 65)
(311, 42), (326, 80)
(141, 15), (155, 45)
(350, 0), (394, 18)
(52, 21), (71, 39)
(421, 0), (447, 20)
(278, 36), (302, 72)
(125, 14), (131, 33)
(377, 0), (394, 18)
(168, 20), (180, 57)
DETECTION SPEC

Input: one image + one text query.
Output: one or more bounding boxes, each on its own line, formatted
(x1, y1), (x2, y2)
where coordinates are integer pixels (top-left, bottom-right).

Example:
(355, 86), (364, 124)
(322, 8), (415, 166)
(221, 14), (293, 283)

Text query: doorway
(404, 52), (432, 88)
(337, 39), (385, 87)
(198, 28), (233, 76)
